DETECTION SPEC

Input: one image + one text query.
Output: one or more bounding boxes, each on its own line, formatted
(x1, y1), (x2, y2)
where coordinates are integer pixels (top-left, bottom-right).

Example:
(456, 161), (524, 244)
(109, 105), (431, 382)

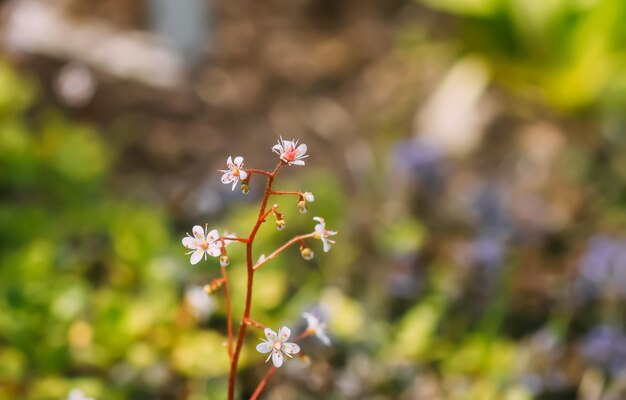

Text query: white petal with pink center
(256, 325), (301, 368)
(272, 137), (309, 166)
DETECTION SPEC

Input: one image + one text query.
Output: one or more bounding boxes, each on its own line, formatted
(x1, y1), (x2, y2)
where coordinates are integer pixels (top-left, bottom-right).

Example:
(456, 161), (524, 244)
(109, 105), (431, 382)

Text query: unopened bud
(220, 255), (230, 267)
(301, 247), (314, 260)
(203, 279), (225, 294)
(298, 353), (312, 366)
(303, 192), (314, 202)
(297, 200), (307, 214)
(241, 183), (250, 194)
(276, 219), (286, 230)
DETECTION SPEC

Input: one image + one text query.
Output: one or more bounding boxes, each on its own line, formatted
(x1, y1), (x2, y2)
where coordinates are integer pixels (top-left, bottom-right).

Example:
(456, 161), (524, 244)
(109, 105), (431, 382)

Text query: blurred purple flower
(469, 236), (505, 271)
(390, 138), (446, 194)
(581, 325), (626, 376)
(471, 184), (513, 239)
(577, 235), (626, 300)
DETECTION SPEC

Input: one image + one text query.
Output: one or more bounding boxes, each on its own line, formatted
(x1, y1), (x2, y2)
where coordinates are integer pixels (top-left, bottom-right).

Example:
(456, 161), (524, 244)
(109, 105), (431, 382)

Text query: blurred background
(1, 0), (626, 399)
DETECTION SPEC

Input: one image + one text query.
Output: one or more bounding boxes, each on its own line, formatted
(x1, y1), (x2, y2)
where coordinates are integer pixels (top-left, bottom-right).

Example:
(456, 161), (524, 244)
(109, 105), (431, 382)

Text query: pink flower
(272, 137), (308, 166)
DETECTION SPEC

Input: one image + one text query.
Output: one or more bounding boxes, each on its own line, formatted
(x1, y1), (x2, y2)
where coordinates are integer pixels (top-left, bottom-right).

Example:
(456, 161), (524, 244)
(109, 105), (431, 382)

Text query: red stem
(228, 162), (283, 400)
(250, 367), (277, 400)
(244, 318), (266, 330)
(221, 236), (249, 243)
(269, 190), (303, 197)
(253, 233), (316, 271)
(246, 168), (272, 177)
(221, 265), (233, 360)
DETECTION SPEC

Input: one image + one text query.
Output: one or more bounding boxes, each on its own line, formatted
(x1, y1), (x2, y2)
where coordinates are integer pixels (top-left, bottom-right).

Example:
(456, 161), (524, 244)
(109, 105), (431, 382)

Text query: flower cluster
(181, 138), (336, 398)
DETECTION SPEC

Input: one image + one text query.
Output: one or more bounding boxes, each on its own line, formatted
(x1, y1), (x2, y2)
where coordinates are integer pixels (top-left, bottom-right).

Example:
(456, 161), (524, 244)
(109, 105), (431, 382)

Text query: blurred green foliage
(419, 0), (626, 111)
(0, 63), (353, 399)
(1, 0), (626, 397)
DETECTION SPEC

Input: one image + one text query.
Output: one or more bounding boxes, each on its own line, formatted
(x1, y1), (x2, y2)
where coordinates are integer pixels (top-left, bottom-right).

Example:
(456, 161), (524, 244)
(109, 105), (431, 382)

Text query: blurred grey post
(147, 0), (212, 64)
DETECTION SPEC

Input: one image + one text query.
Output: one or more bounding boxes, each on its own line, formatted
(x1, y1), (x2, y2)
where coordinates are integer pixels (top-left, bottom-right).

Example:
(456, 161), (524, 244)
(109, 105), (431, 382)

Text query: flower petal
(182, 236), (198, 249)
(190, 249), (204, 265)
(281, 342), (300, 355)
(221, 171), (235, 184)
(290, 159), (305, 166)
(226, 156), (234, 168)
(303, 192), (314, 202)
(207, 244), (222, 257)
(296, 143), (307, 157)
(272, 144), (283, 154)
(233, 156), (244, 167)
(272, 350), (284, 368)
(278, 326), (291, 342)
(192, 225), (205, 240)
(322, 238), (331, 253)
(207, 229), (220, 243)
(264, 328), (278, 342)
(317, 330), (331, 346)
(256, 341), (272, 353)
(231, 178), (238, 191)
(239, 169), (248, 180)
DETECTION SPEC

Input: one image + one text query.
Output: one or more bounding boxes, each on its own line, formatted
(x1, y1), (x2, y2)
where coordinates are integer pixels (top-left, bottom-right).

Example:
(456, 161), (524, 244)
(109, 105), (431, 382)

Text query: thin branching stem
(227, 162), (284, 400)
(253, 233), (316, 271)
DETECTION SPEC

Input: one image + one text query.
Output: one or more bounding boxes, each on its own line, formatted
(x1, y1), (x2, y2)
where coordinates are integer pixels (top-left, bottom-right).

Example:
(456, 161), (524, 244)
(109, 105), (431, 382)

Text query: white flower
(182, 225), (221, 265)
(67, 389), (95, 400)
(313, 217), (337, 252)
(272, 137), (308, 166)
(303, 192), (315, 202)
(302, 312), (330, 346)
(219, 156), (248, 190)
(256, 326), (301, 368)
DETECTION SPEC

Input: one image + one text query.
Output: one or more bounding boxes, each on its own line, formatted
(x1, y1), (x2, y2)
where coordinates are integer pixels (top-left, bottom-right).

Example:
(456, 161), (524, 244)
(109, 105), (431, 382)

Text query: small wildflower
(182, 225), (222, 265)
(276, 219), (286, 231)
(219, 156), (248, 191)
(302, 312), (331, 345)
(303, 192), (314, 202)
(272, 137), (308, 166)
(220, 255), (230, 267)
(256, 326), (301, 368)
(67, 389), (95, 400)
(301, 247), (314, 260)
(313, 217), (337, 253)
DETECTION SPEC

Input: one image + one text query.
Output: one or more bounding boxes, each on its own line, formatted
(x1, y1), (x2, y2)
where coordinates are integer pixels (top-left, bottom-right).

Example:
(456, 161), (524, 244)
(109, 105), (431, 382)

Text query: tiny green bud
(241, 183), (250, 194)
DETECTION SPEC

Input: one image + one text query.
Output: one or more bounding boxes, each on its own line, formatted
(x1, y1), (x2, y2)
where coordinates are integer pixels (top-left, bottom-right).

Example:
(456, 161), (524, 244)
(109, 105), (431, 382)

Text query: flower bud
(241, 183), (250, 194)
(297, 200), (307, 214)
(276, 219), (286, 231)
(219, 255), (230, 267)
(300, 247), (314, 260)
(203, 279), (225, 294)
(303, 192), (314, 202)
